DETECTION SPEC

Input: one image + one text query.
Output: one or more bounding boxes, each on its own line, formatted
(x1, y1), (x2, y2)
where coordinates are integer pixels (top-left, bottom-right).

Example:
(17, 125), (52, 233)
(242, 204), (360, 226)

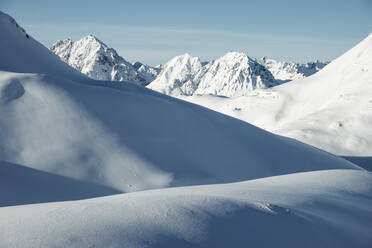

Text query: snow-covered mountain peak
(72, 35), (116, 57)
(217, 52), (269, 72)
(167, 53), (202, 68)
(81, 34), (102, 43)
(194, 51), (277, 97)
(147, 53), (205, 95)
(147, 51), (277, 97)
(220, 51), (252, 62)
(50, 35), (112, 60)
(50, 36), (156, 85)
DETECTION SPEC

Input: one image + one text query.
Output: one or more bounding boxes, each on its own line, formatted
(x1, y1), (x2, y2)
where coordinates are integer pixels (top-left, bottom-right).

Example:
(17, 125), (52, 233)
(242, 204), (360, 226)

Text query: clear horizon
(2, 0), (372, 66)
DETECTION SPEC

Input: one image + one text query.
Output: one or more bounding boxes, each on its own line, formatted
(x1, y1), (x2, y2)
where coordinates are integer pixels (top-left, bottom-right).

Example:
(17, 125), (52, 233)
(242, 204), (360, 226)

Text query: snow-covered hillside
(50, 36), (158, 85)
(0, 160), (120, 207)
(1, 11), (371, 248)
(180, 33), (372, 156)
(257, 57), (328, 81)
(1, 10), (360, 192)
(148, 52), (277, 97)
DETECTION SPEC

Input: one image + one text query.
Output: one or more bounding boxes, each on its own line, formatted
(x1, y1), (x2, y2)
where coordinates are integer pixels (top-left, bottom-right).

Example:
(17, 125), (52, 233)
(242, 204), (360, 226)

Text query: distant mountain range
(257, 57), (328, 81)
(50, 36), (328, 96)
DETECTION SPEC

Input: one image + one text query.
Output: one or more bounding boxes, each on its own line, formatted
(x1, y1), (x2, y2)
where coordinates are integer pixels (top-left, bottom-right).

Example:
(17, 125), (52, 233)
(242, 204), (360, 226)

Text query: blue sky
(2, 0), (372, 65)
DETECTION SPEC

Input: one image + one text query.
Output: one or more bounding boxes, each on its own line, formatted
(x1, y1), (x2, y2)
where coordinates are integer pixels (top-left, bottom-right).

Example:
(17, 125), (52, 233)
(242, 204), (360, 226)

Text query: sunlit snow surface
(1, 170), (372, 247)
(179, 33), (372, 156)
(0, 11), (371, 248)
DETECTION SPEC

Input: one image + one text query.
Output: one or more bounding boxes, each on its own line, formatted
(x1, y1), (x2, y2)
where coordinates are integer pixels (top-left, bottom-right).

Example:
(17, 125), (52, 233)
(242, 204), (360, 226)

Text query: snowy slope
(272, 33), (372, 155)
(0, 13), (86, 82)
(1, 169), (371, 248)
(2, 70), (361, 192)
(179, 33), (372, 156)
(0, 10), (360, 193)
(0, 160), (120, 207)
(50, 36), (155, 85)
(258, 57), (328, 81)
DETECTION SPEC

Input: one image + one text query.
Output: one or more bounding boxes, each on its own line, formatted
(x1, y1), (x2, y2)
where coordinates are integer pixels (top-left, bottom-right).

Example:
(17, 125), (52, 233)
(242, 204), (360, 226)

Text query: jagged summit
(148, 51), (277, 97)
(147, 53), (206, 95)
(84, 34), (104, 43)
(195, 52), (277, 97)
(50, 35), (158, 85)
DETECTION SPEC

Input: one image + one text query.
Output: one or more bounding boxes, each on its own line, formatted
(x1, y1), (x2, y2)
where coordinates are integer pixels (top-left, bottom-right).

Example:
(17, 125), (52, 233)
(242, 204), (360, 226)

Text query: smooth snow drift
(1, 170), (371, 247)
(0, 160), (120, 207)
